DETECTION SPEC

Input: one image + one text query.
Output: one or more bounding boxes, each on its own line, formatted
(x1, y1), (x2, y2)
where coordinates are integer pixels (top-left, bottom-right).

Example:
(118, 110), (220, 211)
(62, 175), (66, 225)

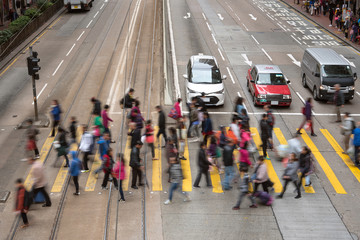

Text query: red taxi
(246, 65), (292, 107)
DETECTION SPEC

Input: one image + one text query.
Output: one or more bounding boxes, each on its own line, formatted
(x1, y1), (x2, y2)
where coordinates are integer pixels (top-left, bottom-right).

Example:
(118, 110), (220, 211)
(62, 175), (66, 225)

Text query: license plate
(260, 99), (267, 103)
(203, 97), (210, 102)
(271, 101), (279, 105)
(71, 5), (80, 9)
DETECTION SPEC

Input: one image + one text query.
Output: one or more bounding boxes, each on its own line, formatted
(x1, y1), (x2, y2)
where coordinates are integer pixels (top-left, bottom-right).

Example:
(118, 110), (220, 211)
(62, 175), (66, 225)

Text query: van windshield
(322, 65), (352, 78)
(257, 73), (287, 85)
(190, 67), (222, 84)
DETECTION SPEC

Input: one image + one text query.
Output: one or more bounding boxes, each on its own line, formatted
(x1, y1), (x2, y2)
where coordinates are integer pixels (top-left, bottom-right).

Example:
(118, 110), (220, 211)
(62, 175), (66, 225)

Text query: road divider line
(211, 33), (217, 45)
(273, 128), (315, 193)
(77, 31), (85, 41)
(234, 13), (240, 21)
(251, 35), (259, 45)
(261, 48), (272, 61)
(52, 60), (64, 76)
(218, 48), (225, 61)
(321, 129), (360, 183)
(226, 67), (235, 84)
(66, 43), (76, 57)
(100, 3), (105, 9)
(86, 20), (93, 28)
(242, 23), (249, 31)
(152, 127), (162, 191)
(206, 22), (211, 31)
(32, 83), (47, 105)
(202, 13), (206, 20)
(291, 35), (302, 45)
(182, 138), (192, 192)
(277, 23), (287, 32)
(296, 92), (305, 104)
(300, 129), (346, 194)
(250, 127), (282, 193)
(94, 11), (99, 18)
(356, 91), (360, 97)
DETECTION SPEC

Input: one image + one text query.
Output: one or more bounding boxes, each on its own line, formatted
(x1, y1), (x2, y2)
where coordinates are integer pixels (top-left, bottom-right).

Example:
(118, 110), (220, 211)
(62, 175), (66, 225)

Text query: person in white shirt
(79, 125), (94, 172)
(230, 117), (240, 142)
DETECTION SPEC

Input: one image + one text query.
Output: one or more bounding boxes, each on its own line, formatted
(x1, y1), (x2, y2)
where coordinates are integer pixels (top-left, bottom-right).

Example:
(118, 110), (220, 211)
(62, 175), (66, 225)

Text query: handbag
(302, 107), (306, 115)
(168, 107), (178, 119)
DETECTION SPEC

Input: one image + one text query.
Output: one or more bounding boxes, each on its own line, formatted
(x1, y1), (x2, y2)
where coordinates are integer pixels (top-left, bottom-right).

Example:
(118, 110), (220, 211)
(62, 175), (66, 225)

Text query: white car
(183, 54), (226, 106)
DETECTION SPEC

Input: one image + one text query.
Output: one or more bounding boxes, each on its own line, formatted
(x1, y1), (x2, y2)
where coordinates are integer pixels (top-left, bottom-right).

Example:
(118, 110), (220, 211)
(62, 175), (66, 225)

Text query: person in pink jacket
(113, 153), (126, 202)
(174, 98), (182, 119)
(239, 141), (252, 169)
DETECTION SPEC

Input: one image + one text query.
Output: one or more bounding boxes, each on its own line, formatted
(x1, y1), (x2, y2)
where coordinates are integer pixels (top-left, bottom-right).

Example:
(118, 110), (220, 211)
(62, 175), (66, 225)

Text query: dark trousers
(261, 137), (268, 157)
(280, 179), (300, 197)
(187, 121), (193, 137)
(102, 171), (118, 188)
(131, 167), (142, 187)
(33, 187), (51, 206)
(73, 176), (79, 193)
(104, 127), (112, 140)
(34, 147), (39, 156)
(235, 191), (255, 208)
(119, 179), (125, 200)
(193, 169), (211, 187)
(51, 120), (60, 137)
(83, 152), (90, 170)
(297, 172), (307, 191)
(148, 143), (155, 158)
(355, 146), (360, 164)
(21, 212), (28, 224)
(254, 181), (270, 193)
(157, 128), (167, 146)
(298, 118), (314, 134)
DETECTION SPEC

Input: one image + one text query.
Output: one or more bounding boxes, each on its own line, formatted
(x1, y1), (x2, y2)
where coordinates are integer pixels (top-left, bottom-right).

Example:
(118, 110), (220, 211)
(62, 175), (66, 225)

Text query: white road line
(296, 91), (305, 103)
(202, 13), (206, 20)
(217, 14), (224, 21)
(266, 13), (274, 20)
(242, 23), (249, 31)
(257, 5), (264, 12)
(52, 60), (64, 76)
(287, 54), (301, 67)
(86, 20), (93, 28)
(340, 54), (356, 68)
(206, 22), (211, 31)
(32, 83), (48, 105)
(211, 33), (217, 45)
(66, 43), (76, 56)
(226, 67), (235, 84)
(249, 14), (257, 20)
(218, 48), (225, 61)
(100, 3), (105, 9)
(237, 92), (241, 97)
(291, 35), (302, 45)
(251, 35), (259, 44)
(77, 31), (85, 41)
(277, 23), (287, 32)
(356, 91), (360, 96)
(94, 11), (99, 18)
(104, 0), (108, 2)
(261, 48), (272, 61)
(234, 13), (240, 21)
(225, 2), (233, 11)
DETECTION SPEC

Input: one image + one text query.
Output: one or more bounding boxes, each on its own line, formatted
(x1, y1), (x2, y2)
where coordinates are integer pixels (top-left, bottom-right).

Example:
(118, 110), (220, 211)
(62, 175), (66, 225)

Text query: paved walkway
(280, 0), (360, 52)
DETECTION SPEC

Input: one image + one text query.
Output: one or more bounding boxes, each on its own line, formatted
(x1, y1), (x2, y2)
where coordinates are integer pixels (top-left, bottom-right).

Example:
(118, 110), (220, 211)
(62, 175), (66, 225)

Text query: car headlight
(257, 94), (266, 99)
(348, 86), (355, 90)
(213, 89), (224, 94)
(187, 87), (197, 93)
(319, 85), (329, 90)
(283, 95), (291, 99)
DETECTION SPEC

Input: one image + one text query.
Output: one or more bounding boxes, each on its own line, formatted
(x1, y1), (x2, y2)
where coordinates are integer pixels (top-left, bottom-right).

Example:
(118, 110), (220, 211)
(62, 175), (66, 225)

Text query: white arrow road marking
(217, 14), (224, 21)
(241, 54), (252, 66)
(356, 91), (360, 96)
(183, 12), (190, 19)
(249, 14), (257, 20)
(287, 54), (301, 67)
(226, 67), (235, 84)
(261, 48), (272, 61)
(340, 54), (356, 68)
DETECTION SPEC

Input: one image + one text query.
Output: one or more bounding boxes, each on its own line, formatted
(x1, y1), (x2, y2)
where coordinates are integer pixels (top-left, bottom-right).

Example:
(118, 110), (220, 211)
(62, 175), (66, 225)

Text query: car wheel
(313, 87), (319, 101)
(302, 75), (307, 88)
(247, 80), (250, 92)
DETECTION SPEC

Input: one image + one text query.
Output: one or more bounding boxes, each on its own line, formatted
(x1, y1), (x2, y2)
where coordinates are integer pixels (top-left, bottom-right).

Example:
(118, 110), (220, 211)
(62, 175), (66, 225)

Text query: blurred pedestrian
(102, 105), (114, 143)
(156, 106), (167, 148)
(353, 122), (360, 166)
(298, 146), (312, 192)
(166, 137), (178, 182)
(252, 156), (271, 193)
(174, 98), (183, 121)
(129, 122), (141, 149)
(296, 98), (316, 136)
(264, 105), (275, 150)
(202, 112), (213, 144)
(222, 140), (235, 190)
(91, 97), (101, 116)
(341, 112), (355, 154)
(239, 141), (252, 170)
(55, 127), (70, 167)
(260, 114), (270, 159)
(218, 126), (228, 148)
(101, 148), (118, 190)
(198, 93), (207, 113)
(131, 100), (144, 129)
(113, 153), (126, 201)
(15, 178), (29, 228)
(329, 7), (334, 26)
(130, 141), (144, 189)
(120, 88), (135, 110)
(232, 167), (256, 210)
(79, 125), (93, 172)
(69, 151), (81, 195)
(94, 112), (105, 136)
(25, 119), (39, 159)
(168, 127), (179, 150)
(145, 120), (156, 160)
(234, 97), (246, 119)
(94, 132), (110, 175)
(69, 116), (77, 144)
(277, 153), (300, 199)
(188, 103), (200, 141)
(177, 118), (187, 160)
(333, 84), (344, 122)
(50, 100), (61, 137)
(28, 158), (51, 207)
(193, 142), (213, 187)
(230, 117), (240, 143)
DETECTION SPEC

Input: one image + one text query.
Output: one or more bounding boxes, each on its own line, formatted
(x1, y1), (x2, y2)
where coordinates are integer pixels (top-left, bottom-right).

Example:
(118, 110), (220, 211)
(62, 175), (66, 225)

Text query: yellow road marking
(85, 150), (101, 191)
(250, 127), (282, 193)
(152, 127), (162, 191)
(24, 131), (56, 191)
(48, 16), (62, 29)
(0, 57), (20, 78)
(321, 129), (360, 183)
(273, 128), (315, 193)
(299, 129), (346, 194)
(206, 137), (223, 193)
(181, 138), (192, 192)
(122, 136), (131, 191)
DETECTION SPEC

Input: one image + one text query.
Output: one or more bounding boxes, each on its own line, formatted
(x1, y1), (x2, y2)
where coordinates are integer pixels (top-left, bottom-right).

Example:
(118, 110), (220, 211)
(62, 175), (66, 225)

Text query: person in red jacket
(101, 148), (118, 190)
(15, 178), (29, 228)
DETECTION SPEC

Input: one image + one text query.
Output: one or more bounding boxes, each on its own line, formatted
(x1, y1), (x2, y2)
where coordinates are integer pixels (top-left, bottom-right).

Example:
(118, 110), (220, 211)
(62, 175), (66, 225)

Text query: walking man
(222, 140), (235, 190)
(102, 105), (114, 142)
(120, 88), (135, 110)
(69, 151), (81, 195)
(91, 97), (102, 116)
(15, 178), (30, 228)
(264, 105), (275, 150)
(130, 141), (144, 189)
(28, 158), (51, 207)
(260, 114), (270, 159)
(50, 100), (61, 137)
(26, 119), (40, 159)
(79, 125), (93, 172)
(193, 142), (213, 187)
(128, 122), (141, 149)
(333, 84), (344, 122)
(156, 106), (167, 147)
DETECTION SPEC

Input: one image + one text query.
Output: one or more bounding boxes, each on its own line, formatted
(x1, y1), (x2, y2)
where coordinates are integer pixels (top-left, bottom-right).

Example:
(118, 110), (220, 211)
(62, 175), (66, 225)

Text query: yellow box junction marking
(181, 138), (192, 192)
(206, 137), (223, 193)
(85, 151), (101, 191)
(122, 136), (131, 191)
(250, 127), (282, 193)
(299, 129), (346, 194)
(152, 127), (162, 191)
(24, 131), (57, 191)
(321, 129), (360, 183)
(273, 128), (315, 193)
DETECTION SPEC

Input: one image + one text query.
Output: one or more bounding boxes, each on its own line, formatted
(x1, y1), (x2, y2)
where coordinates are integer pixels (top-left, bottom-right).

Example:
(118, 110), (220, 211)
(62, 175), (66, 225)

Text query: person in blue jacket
(50, 100), (62, 137)
(353, 123), (360, 166)
(69, 151), (82, 195)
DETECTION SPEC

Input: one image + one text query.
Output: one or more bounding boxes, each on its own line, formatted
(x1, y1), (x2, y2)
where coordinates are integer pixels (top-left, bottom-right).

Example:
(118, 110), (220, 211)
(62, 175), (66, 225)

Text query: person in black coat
(260, 114), (269, 158)
(298, 146), (312, 190)
(91, 97), (101, 116)
(128, 122), (141, 149)
(193, 142), (213, 187)
(122, 88), (135, 109)
(130, 141), (144, 189)
(156, 106), (167, 147)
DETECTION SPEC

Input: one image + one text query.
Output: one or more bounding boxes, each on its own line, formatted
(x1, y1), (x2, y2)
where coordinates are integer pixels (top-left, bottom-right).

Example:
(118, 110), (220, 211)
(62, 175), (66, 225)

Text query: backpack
(168, 107), (178, 119)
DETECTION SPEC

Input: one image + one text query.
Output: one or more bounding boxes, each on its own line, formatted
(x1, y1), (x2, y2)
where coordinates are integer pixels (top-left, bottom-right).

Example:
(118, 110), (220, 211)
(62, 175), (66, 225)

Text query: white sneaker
(164, 199), (171, 205)
(20, 158), (28, 162)
(35, 155), (40, 159)
(329, 24), (332, 27)
(184, 195), (191, 202)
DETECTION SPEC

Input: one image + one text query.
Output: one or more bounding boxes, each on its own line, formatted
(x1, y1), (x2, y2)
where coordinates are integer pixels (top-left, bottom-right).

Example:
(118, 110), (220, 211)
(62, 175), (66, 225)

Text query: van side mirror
(183, 74), (188, 79)
(222, 75), (227, 80)
(354, 73), (357, 81)
(250, 79), (255, 83)
(287, 80), (291, 84)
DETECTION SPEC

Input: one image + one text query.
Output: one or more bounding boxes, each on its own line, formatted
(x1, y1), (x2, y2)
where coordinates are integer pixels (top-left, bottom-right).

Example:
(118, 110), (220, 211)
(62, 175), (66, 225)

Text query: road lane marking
(183, 12), (191, 19)
(217, 13), (224, 21)
(32, 83), (48, 105)
(250, 127), (282, 193)
(277, 23), (287, 32)
(226, 67), (235, 84)
(266, 13), (274, 21)
(299, 129), (346, 194)
(218, 48), (225, 61)
(251, 35), (259, 44)
(249, 14), (257, 20)
(356, 91), (360, 97)
(234, 13), (240, 21)
(0, 57), (19, 78)
(225, 2), (233, 11)
(94, 11), (99, 18)
(86, 20), (93, 28)
(321, 129), (360, 183)
(242, 23), (248, 31)
(211, 33), (217, 44)
(206, 22), (211, 31)
(66, 43), (76, 56)
(296, 92), (305, 103)
(273, 128), (315, 193)
(122, 136), (131, 191)
(261, 48), (272, 61)
(291, 35), (302, 45)
(339, 54), (356, 68)
(48, 16), (62, 29)
(85, 151), (101, 191)
(202, 13), (206, 20)
(77, 31), (85, 41)
(182, 138), (192, 192)
(152, 127), (162, 191)
(52, 60), (64, 76)
(100, 3), (105, 9)
(287, 54), (301, 67)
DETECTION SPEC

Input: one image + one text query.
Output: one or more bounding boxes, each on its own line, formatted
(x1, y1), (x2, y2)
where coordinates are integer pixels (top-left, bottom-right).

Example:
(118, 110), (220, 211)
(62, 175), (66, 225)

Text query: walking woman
(298, 146), (312, 193)
(50, 100), (62, 137)
(113, 153), (126, 201)
(277, 153), (301, 199)
(296, 98), (317, 136)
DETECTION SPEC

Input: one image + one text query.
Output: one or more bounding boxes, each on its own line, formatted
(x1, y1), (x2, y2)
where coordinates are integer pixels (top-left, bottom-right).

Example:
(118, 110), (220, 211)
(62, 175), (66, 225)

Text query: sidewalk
(280, 0), (360, 52)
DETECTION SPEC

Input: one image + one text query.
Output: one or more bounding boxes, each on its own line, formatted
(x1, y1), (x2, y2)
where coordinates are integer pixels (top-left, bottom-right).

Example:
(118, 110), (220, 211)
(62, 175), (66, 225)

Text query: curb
(280, 0), (360, 53)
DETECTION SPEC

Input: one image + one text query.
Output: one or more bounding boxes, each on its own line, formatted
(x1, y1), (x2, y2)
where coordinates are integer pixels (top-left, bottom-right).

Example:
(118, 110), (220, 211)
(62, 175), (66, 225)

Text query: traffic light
(27, 51), (41, 78)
